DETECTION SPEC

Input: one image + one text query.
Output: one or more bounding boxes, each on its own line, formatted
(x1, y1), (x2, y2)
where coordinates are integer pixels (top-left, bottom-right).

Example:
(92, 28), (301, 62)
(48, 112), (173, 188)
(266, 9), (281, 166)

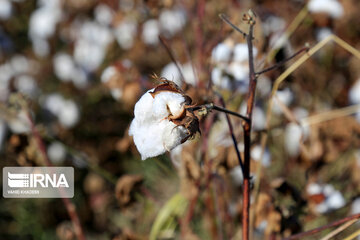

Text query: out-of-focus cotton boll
(74, 39), (105, 71)
(233, 43), (257, 62)
(101, 66), (117, 84)
(71, 68), (88, 89)
(316, 28), (333, 42)
(272, 88), (294, 114)
(251, 145), (271, 167)
(14, 75), (38, 98)
(308, 0), (344, 18)
(53, 53), (75, 82)
(211, 67), (231, 89)
(0, 119), (6, 151)
(227, 62), (249, 82)
(284, 123), (303, 157)
(114, 19), (137, 50)
(8, 110), (31, 134)
(43, 93), (65, 116)
(42, 94), (80, 128)
(349, 79), (360, 104)
(326, 190), (345, 209)
(262, 16), (286, 36)
(94, 4), (114, 26)
(159, 9), (186, 37)
(58, 100), (80, 128)
(307, 183), (322, 195)
(31, 37), (50, 57)
(80, 22), (113, 47)
(257, 76), (272, 97)
(230, 166), (243, 186)
(0, 0), (12, 20)
(29, 6), (61, 40)
(351, 198), (360, 214)
(161, 63), (181, 86)
(211, 42), (233, 63)
(142, 19), (160, 45)
(129, 90), (188, 160)
(182, 62), (197, 86)
(252, 107), (266, 131)
(47, 141), (67, 164)
(10, 55), (29, 74)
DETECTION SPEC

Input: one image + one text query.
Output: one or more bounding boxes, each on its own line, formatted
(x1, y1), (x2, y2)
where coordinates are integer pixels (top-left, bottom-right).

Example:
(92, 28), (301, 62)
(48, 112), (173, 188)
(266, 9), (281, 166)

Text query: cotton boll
(349, 79), (360, 104)
(129, 90), (190, 160)
(252, 107), (266, 131)
(94, 4), (114, 26)
(161, 63), (182, 86)
(101, 66), (117, 83)
(47, 141), (66, 164)
(351, 198), (360, 214)
(29, 6), (61, 39)
(323, 184), (335, 196)
(230, 166), (243, 186)
(257, 76), (272, 97)
(284, 123), (303, 157)
(43, 93), (65, 116)
(31, 37), (50, 57)
(58, 100), (80, 128)
(159, 9), (186, 36)
(74, 39), (105, 71)
(233, 43), (257, 62)
(0, 0), (12, 20)
(315, 202), (329, 214)
(211, 43), (233, 63)
(272, 88), (293, 114)
(10, 55), (29, 74)
(307, 183), (322, 195)
(211, 67), (231, 89)
(262, 16), (286, 36)
(110, 89), (123, 100)
(251, 145), (271, 167)
(14, 75), (38, 98)
(326, 191), (345, 210)
(0, 63), (14, 84)
(71, 68), (88, 89)
(308, 0), (344, 19)
(142, 19), (160, 45)
(53, 53), (75, 82)
(316, 28), (333, 42)
(152, 91), (185, 119)
(114, 19), (137, 49)
(227, 62), (249, 82)
(182, 62), (197, 86)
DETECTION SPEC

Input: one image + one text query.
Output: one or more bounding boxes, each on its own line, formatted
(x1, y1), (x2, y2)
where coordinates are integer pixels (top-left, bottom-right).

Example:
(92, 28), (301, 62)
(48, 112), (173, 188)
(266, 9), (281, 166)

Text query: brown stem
(219, 14), (248, 38)
(26, 112), (86, 240)
(283, 213), (360, 240)
(188, 103), (249, 122)
(242, 12), (257, 240)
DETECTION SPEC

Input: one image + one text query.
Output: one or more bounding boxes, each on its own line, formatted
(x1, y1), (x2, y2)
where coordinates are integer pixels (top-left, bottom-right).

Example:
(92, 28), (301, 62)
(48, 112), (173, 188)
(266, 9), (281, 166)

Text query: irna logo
(8, 172), (69, 188)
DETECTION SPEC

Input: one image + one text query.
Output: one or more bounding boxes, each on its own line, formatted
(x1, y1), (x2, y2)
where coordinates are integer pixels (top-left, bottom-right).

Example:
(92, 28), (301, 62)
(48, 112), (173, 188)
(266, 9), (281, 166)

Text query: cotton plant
(129, 79), (200, 160)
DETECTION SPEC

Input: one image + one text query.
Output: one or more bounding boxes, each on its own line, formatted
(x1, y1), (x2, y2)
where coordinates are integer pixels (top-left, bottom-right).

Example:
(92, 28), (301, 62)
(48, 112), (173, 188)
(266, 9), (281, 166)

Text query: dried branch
(219, 13), (248, 38)
(283, 213), (360, 240)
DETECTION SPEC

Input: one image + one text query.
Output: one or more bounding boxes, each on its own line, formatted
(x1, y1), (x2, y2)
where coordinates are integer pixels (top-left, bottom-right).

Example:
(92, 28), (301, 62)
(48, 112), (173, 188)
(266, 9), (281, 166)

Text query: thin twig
(256, 47), (309, 76)
(159, 36), (186, 84)
(282, 213), (360, 240)
(320, 218), (359, 240)
(217, 96), (245, 175)
(219, 13), (248, 38)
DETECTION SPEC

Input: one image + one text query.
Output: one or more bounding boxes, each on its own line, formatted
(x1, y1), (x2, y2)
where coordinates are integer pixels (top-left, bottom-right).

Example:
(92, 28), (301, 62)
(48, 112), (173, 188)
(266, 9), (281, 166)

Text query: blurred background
(0, 0), (360, 239)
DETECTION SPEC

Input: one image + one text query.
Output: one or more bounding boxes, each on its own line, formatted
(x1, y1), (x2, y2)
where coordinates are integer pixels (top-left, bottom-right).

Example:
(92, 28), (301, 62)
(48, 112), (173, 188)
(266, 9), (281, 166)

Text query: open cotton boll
(233, 43), (257, 62)
(114, 19), (137, 49)
(53, 53), (75, 82)
(284, 123), (303, 157)
(159, 9), (186, 37)
(272, 88), (294, 114)
(47, 141), (66, 164)
(0, 0), (12, 20)
(349, 79), (360, 104)
(251, 145), (271, 167)
(307, 183), (322, 195)
(182, 63), (197, 86)
(351, 198), (360, 214)
(8, 110), (31, 134)
(211, 42), (233, 63)
(230, 166), (244, 186)
(94, 4), (114, 26)
(14, 75), (38, 98)
(142, 19), (160, 45)
(129, 90), (189, 160)
(308, 0), (344, 19)
(58, 100), (80, 128)
(10, 55), (29, 74)
(326, 190), (345, 210)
